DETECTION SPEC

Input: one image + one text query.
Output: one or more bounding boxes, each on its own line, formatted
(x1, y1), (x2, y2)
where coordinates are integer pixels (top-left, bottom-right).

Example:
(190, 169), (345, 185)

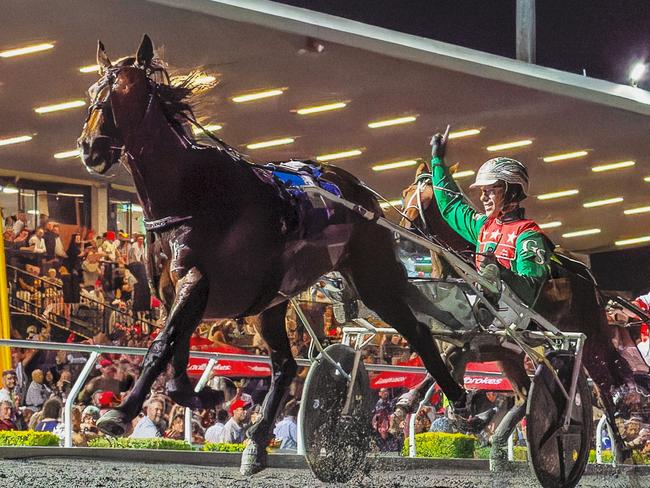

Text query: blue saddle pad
(267, 161), (343, 198)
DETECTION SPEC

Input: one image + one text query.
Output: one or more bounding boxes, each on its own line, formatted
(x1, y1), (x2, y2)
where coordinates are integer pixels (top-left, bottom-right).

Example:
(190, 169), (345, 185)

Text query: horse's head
(77, 35), (155, 175)
(399, 163), (434, 229)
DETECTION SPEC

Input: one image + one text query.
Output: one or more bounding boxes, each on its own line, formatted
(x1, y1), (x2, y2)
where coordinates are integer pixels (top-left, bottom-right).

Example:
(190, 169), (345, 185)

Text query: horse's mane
(115, 56), (215, 146)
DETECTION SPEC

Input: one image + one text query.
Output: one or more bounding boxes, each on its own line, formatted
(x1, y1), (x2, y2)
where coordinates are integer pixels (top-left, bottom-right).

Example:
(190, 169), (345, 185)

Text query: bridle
(402, 171), (433, 233)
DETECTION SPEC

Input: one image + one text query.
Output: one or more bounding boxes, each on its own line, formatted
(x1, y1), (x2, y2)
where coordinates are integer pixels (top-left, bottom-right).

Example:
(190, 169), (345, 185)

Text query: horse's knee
(142, 339), (172, 370)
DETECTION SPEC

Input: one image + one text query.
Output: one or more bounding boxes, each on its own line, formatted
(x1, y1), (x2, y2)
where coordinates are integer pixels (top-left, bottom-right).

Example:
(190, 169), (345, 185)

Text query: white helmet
(469, 157), (529, 199)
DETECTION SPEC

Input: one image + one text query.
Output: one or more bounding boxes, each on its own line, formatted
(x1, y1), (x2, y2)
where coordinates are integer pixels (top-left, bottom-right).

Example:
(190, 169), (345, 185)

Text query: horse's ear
(136, 34), (154, 67)
(96, 40), (112, 74)
(448, 163), (459, 175)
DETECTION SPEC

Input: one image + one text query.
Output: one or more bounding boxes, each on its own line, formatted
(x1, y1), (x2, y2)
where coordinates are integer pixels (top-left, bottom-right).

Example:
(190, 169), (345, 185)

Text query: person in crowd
(25, 369), (51, 409)
(12, 211), (28, 237)
(100, 231), (120, 262)
(81, 405), (101, 436)
(372, 411), (402, 452)
(10, 348), (30, 398)
(0, 401), (16, 431)
(80, 359), (122, 402)
(204, 409), (229, 443)
(164, 413), (185, 440)
(373, 387), (395, 416)
(60, 264), (81, 325)
(430, 130), (551, 306)
(34, 397), (62, 432)
(28, 228), (47, 254)
(128, 234), (146, 264)
(130, 397), (165, 438)
(218, 398), (250, 444)
(81, 251), (102, 287)
(0, 370), (21, 408)
(273, 400), (299, 450)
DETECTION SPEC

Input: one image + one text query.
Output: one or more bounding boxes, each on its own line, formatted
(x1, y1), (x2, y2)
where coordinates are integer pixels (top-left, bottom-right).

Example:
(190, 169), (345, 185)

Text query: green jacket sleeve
(431, 157), (486, 245)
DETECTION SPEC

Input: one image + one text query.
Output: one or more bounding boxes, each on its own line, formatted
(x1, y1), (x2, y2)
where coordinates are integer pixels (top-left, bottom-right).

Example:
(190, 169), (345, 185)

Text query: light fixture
(616, 235), (650, 247)
(0, 42), (54, 58)
(316, 149), (363, 162)
(543, 151), (588, 163)
(624, 206), (650, 215)
(246, 137), (295, 150)
(231, 89), (284, 103)
(452, 170), (476, 179)
(79, 64), (100, 73)
(539, 221), (562, 229)
(486, 140), (532, 152)
(192, 124), (223, 135)
(132, 204), (144, 213)
(0, 135), (33, 147)
(562, 228), (601, 238)
(368, 116), (417, 129)
(35, 100), (86, 114)
(295, 102), (347, 115)
(372, 159), (418, 172)
(630, 62), (647, 87)
(54, 149), (81, 159)
(193, 75), (217, 85)
(448, 129), (481, 140)
(379, 199), (402, 209)
(583, 197), (624, 208)
(591, 160), (635, 172)
(1, 186), (19, 194)
(56, 192), (84, 198)
(27, 210), (40, 215)
(537, 189), (579, 200)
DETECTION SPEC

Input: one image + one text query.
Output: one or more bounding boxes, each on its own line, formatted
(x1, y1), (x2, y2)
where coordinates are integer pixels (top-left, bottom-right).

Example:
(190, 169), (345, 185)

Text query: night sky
(276, 0), (649, 86)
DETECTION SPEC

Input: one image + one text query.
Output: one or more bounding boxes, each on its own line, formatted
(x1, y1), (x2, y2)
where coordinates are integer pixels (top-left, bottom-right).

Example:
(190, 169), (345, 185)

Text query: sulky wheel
(299, 343), (374, 483)
(526, 351), (593, 488)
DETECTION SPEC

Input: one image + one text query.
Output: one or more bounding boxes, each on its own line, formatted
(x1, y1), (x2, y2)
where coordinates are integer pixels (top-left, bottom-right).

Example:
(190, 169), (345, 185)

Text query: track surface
(0, 457), (646, 488)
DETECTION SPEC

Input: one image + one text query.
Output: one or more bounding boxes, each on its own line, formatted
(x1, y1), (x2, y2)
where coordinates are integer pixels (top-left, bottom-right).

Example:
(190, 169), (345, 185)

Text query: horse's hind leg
(241, 301), (296, 476)
(343, 226), (466, 406)
(97, 267), (209, 436)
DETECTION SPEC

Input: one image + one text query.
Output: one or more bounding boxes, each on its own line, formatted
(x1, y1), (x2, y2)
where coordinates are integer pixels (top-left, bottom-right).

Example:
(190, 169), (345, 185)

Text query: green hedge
(588, 449), (614, 463)
(474, 445), (527, 461)
(0, 431), (60, 447)
(203, 442), (246, 453)
(88, 437), (192, 450)
(402, 432), (475, 459)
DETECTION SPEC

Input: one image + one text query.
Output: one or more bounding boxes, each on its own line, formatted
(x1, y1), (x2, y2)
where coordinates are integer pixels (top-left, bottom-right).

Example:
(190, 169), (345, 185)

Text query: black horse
(77, 35), (475, 475)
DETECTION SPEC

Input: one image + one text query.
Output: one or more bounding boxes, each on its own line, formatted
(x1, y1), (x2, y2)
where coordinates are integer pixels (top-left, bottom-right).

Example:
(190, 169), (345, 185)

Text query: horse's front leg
(97, 267), (209, 436)
(241, 301), (296, 476)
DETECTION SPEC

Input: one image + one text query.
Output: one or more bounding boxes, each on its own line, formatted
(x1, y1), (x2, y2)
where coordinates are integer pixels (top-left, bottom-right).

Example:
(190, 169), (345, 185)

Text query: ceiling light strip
(624, 206), (650, 215)
(486, 140), (532, 152)
(539, 221), (562, 229)
(537, 189), (579, 200)
(54, 149), (81, 159)
(543, 151), (588, 163)
(591, 160), (635, 172)
(615, 236), (650, 247)
(246, 137), (295, 150)
(368, 116), (417, 129)
(448, 129), (481, 140)
(562, 228), (601, 238)
(372, 159), (419, 172)
(192, 124), (223, 135)
(0, 135), (33, 147)
(582, 197), (624, 208)
(0, 42), (54, 58)
(35, 100), (86, 114)
(231, 89), (284, 103)
(452, 170), (476, 179)
(296, 102), (347, 115)
(316, 149), (363, 162)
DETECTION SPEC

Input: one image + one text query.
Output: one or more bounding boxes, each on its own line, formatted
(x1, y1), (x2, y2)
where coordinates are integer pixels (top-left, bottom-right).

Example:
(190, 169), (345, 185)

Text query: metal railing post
(65, 351), (98, 448)
(409, 382), (436, 458)
(184, 358), (217, 445)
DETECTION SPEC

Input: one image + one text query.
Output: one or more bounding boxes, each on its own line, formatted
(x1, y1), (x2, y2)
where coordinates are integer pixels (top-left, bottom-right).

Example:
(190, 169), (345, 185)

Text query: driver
(429, 130), (552, 306)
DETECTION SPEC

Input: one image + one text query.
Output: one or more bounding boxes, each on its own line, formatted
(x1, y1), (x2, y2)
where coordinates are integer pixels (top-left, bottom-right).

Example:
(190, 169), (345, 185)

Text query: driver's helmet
(469, 157), (529, 201)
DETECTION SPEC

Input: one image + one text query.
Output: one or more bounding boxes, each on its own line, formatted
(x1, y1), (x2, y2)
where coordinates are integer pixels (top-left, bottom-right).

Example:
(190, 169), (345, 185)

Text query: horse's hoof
(240, 441), (267, 476)
(96, 409), (130, 437)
